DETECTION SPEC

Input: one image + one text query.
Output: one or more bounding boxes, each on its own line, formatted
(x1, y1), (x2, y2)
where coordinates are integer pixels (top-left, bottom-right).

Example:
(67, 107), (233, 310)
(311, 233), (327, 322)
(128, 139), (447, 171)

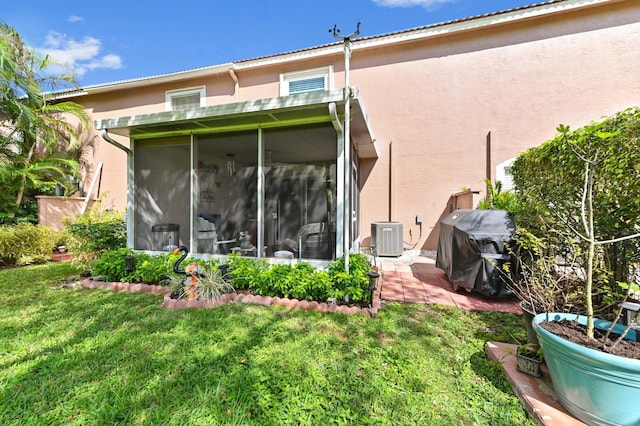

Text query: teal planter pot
(533, 313), (640, 426)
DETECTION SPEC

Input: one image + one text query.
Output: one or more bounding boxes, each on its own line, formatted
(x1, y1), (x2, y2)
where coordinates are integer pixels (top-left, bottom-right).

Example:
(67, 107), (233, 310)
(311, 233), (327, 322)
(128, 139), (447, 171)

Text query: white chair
(197, 216), (217, 253)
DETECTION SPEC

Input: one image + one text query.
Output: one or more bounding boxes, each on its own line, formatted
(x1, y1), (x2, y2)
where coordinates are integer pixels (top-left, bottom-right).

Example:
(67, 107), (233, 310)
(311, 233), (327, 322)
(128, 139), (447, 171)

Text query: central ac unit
(371, 222), (403, 257)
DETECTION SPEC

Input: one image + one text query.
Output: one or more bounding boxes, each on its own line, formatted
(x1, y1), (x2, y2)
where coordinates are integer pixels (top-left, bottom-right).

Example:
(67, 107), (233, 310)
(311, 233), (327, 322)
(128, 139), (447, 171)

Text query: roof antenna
(329, 22), (361, 42)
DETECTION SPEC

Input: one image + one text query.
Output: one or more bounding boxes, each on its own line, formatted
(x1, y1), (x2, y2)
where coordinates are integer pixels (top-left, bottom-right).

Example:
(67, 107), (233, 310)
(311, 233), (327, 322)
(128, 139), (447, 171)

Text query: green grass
(0, 262), (535, 425)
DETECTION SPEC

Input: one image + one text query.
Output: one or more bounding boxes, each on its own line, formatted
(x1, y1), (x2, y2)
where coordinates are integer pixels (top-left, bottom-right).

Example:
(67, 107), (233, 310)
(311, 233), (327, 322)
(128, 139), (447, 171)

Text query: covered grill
(436, 209), (515, 297)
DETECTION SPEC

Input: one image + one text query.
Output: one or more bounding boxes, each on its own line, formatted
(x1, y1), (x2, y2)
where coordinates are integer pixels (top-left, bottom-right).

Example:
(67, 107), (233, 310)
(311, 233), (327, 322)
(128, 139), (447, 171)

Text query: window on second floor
(166, 86), (206, 111)
(280, 66), (333, 97)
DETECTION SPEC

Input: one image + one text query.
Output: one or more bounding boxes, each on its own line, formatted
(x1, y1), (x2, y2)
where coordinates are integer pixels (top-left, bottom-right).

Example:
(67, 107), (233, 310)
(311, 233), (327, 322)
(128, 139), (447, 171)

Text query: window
(496, 157), (516, 191)
(165, 87), (206, 111)
(280, 66), (333, 96)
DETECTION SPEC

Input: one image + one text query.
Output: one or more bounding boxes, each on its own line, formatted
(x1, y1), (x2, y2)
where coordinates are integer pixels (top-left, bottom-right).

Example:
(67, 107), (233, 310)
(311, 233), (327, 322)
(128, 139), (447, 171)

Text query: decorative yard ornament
(172, 245), (201, 301)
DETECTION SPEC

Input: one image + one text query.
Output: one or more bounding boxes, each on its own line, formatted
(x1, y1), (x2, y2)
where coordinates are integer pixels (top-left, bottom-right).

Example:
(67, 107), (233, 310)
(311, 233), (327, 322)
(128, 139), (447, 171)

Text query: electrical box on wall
(416, 214), (423, 224)
(371, 222), (403, 257)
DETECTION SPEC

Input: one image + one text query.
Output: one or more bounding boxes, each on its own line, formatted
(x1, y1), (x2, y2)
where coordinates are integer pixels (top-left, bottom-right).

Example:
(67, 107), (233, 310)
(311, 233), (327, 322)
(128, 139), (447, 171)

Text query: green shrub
(226, 255), (269, 290)
(90, 249), (375, 304)
(477, 178), (518, 217)
(247, 262), (331, 301)
(92, 249), (176, 284)
(63, 202), (126, 260)
(228, 253), (374, 303)
(0, 223), (61, 266)
(126, 252), (175, 284)
(91, 248), (133, 282)
(327, 254), (373, 303)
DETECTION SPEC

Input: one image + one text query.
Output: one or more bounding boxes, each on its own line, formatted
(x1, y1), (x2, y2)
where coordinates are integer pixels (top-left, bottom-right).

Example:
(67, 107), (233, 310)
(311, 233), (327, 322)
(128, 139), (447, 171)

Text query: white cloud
(67, 15), (84, 23)
(39, 31), (122, 77)
(372, 0), (455, 8)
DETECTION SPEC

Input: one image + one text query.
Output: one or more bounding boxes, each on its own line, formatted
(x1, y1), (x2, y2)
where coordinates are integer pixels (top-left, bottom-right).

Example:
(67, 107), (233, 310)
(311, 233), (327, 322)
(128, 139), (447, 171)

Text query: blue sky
(4, 0), (537, 87)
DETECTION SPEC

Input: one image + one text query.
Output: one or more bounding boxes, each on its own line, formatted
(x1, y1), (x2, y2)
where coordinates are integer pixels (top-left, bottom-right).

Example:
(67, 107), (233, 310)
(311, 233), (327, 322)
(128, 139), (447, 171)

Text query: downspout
(102, 129), (131, 155)
(229, 69), (239, 95)
(101, 129), (134, 248)
(343, 41), (352, 273)
(329, 102), (344, 260)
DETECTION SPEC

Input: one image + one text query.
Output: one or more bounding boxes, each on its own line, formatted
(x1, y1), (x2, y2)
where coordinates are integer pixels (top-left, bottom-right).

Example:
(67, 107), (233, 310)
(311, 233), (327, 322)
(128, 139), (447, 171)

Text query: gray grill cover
(436, 209), (515, 297)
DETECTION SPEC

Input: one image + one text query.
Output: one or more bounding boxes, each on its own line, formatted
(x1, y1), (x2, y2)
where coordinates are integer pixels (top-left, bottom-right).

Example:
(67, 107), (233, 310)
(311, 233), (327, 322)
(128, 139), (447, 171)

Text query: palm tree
(0, 21), (89, 218)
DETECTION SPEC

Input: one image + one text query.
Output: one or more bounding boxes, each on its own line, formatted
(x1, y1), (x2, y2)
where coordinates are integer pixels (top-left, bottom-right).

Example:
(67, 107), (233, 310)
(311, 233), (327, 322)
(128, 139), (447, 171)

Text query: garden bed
(82, 278), (381, 317)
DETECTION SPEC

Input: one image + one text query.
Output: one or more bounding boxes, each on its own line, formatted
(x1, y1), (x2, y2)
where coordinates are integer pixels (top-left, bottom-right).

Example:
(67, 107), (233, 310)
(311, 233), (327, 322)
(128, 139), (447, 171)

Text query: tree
(0, 21), (89, 223)
(512, 109), (640, 278)
(512, 110), (640, 338)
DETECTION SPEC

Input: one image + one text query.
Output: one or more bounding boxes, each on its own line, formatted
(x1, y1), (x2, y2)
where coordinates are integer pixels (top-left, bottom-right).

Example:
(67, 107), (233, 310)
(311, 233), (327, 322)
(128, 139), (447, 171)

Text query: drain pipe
(101, 129), (134, 248)
(331, 23), (360, 273)
(101, 129), (131, 155)
(329, 102), (344, 262)
(229, 69), (239, 95)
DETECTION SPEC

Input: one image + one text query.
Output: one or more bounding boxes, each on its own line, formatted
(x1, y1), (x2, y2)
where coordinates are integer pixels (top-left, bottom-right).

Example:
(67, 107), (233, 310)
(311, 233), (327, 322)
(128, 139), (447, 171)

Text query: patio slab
(485, 342), (586, 426)
(378, 255), (521, 314)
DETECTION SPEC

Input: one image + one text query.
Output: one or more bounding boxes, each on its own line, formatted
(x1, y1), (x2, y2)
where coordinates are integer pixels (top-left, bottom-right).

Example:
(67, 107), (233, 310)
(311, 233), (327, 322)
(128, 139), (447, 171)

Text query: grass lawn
(0, 262), (534, 425)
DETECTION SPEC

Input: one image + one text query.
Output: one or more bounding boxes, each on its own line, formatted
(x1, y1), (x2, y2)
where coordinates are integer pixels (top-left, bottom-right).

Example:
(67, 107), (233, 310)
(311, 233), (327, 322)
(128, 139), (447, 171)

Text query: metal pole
(344, 38), (351, 273)
(331, 22), (360, 273)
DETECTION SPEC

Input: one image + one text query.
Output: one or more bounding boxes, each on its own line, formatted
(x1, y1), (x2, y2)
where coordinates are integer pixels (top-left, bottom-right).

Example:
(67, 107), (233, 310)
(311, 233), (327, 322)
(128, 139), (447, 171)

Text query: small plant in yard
(477, 178), (518, 217)
(167, 262), (235, 303)
(62, 199), (126, 262)
(516, 343), (544, 360)
(225, 253), (374, 304)
(515, 343), (544, 377)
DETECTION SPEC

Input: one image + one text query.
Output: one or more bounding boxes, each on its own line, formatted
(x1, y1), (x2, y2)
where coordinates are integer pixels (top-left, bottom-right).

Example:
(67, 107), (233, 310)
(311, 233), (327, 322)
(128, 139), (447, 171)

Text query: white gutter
(51, 63), (234, 100)
(233, 0), (613, 69)
(51, 0), (613, 99)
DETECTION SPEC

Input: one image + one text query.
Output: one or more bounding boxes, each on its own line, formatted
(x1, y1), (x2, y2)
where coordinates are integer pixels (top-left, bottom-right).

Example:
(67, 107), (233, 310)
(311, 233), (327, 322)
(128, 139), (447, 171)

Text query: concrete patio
(378, 253), (522, 314)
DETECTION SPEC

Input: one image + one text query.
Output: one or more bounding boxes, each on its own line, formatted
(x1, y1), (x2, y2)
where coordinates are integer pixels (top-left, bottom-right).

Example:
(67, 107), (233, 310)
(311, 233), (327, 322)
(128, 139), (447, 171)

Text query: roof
(53, 0), (614, 99)
(94, 88), (379, 158)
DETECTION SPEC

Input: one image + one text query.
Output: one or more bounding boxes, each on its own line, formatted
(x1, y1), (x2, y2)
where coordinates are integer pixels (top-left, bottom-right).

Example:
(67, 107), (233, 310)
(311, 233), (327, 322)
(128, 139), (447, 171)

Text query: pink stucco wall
(68, 0), (640, 251)
(37, 196), (95, 231)
(354, 0), (640, 249)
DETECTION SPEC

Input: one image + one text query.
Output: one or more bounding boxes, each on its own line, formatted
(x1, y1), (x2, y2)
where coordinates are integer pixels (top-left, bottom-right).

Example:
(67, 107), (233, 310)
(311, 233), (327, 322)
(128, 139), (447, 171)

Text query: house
(50, 0), (640, 260)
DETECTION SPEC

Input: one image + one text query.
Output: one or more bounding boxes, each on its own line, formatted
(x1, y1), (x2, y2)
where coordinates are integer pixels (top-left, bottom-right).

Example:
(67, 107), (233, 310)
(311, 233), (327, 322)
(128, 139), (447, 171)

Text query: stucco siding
(63, 0), (640, 252)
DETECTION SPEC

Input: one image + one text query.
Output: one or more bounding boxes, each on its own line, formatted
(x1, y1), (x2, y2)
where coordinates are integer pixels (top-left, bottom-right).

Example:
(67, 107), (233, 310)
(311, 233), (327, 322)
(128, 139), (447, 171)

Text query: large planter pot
(533, 312), (640, 426)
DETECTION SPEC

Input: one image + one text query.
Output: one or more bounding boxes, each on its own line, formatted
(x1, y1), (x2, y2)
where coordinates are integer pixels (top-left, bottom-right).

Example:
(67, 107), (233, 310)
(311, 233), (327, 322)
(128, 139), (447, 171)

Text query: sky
(3, 0), (539, 87)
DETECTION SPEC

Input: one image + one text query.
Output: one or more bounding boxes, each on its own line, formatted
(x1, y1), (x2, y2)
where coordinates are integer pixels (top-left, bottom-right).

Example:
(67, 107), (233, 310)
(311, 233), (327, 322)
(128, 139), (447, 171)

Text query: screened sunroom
(95, 89), (377, 261)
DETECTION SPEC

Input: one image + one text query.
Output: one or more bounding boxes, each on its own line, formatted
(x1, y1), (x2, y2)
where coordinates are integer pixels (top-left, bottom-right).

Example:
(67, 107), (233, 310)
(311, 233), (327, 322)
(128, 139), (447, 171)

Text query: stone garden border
(81, 278), (382, 317)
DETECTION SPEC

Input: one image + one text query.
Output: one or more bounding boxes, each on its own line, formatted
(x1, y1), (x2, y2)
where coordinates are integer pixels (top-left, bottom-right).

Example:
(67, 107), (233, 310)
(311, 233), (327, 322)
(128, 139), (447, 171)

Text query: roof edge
(59, 0), (615, 97)
(51, 63), (234, 100)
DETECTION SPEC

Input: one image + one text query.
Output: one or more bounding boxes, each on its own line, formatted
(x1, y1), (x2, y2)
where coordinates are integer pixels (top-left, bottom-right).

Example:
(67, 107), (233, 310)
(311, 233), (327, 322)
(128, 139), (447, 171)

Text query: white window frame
(165, 86), (206, 111)
(279, 66), (333, 97)
(496, 157), (516, 191)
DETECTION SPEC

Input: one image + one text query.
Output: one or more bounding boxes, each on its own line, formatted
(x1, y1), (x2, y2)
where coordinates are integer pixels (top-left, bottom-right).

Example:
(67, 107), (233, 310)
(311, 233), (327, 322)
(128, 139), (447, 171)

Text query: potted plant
(513, 117), (640, 425)
(502, 229), (584, 345)
(515, 343), (544, 377)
